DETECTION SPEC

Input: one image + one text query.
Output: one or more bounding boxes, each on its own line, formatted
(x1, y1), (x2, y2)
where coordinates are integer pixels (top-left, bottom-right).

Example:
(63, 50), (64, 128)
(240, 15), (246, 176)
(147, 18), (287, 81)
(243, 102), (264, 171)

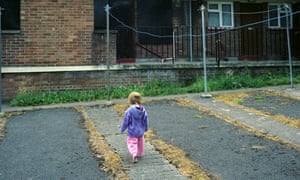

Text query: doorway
(240, 3), (266, 60)
(110, 0), (135, 63)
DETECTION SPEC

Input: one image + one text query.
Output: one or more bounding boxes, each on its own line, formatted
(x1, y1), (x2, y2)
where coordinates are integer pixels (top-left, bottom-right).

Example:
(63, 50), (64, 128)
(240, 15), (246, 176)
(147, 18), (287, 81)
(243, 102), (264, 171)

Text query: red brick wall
(1, 67), (197, 101)
(3, 0), (94, 66)
(0, 1), (117, 101)
(92, 32), (117, 64)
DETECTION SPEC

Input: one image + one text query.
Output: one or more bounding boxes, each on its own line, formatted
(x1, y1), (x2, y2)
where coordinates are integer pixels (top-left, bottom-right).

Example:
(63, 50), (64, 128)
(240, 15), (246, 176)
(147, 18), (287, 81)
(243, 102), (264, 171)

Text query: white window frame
(207, 2), (234, 28)
(268, 3), (293, 29)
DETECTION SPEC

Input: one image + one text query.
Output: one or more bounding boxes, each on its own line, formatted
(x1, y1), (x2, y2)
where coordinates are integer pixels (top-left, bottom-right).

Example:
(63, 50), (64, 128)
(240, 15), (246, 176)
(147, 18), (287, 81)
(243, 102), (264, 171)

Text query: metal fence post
(105, 4), (111, 101)
(284, 3), (294, 89)
(201, 5), (211, 98)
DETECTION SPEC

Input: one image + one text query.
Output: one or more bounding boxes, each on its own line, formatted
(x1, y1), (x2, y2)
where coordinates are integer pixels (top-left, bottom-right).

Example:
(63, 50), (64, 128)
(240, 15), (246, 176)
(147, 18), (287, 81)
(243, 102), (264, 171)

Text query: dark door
(292, 3), (300, 57)
(110, 0), (135, 63)
(240, 3), (264, 60)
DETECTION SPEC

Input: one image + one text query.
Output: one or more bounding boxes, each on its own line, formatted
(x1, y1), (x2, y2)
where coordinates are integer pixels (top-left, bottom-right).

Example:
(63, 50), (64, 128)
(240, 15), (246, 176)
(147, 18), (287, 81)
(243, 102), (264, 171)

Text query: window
(208, 2), (234, 28)
(94, 0), (134, 30)
(268, 3), (292, 29)
(138, 0), (172, 44)
(0, 0), (20, 30)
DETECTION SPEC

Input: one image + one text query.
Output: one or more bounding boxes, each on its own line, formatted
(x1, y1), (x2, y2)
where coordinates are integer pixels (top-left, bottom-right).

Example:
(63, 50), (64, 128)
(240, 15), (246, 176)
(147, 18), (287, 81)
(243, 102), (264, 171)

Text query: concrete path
(85, 106), (187, 180)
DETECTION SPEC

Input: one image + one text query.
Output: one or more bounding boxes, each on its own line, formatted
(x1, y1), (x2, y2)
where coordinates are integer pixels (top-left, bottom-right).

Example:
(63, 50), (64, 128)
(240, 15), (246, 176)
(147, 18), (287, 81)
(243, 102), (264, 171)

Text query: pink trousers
(127, 136), (144, 157)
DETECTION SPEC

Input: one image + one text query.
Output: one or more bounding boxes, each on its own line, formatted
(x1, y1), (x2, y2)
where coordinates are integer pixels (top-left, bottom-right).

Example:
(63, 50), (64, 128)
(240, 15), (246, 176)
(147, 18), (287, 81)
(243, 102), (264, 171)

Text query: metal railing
(134, 26), (300, 61)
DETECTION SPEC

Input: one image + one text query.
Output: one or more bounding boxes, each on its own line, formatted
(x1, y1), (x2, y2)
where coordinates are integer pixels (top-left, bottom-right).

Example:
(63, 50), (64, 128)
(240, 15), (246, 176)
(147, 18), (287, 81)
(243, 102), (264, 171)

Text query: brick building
(1, 0), (299, 101)
(1, 0), (115, 100)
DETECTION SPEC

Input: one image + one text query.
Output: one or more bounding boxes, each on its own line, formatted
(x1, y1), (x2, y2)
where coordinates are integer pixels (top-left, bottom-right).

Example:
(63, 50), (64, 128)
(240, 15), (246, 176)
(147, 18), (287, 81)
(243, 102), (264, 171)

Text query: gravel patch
(145, 100), (300, 180)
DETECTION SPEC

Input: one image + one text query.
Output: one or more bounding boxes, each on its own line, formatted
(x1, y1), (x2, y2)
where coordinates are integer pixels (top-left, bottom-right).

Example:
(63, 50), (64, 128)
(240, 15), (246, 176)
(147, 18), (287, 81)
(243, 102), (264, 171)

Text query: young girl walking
(119, 92), (149, 163)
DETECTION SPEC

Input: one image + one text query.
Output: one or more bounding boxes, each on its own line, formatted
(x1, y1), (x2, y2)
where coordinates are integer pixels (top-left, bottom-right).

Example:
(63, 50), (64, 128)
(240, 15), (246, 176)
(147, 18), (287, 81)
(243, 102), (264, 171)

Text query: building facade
(1, 0), (299, 100)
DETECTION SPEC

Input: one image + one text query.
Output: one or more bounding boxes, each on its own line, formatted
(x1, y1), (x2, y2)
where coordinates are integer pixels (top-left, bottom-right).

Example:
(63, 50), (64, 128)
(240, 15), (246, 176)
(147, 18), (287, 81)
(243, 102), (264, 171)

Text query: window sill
(2, 30), (21, 34)
(208, 27), (234, 31)
(268, 27), (293, 30)
(94, 29), (118, 34)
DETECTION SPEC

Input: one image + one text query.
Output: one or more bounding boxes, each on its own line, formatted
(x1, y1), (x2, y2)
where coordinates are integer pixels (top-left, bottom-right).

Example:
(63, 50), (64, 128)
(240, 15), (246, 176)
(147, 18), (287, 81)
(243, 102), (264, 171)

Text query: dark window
(94, 0), (107, 30)
(94, 0), (172, 44)
(208, 2), (234, 28)
(0, 0), (20, 30)
(268, 3), (292, 29)
(137, 0), (172, 44)
(94, 0), (133, 30)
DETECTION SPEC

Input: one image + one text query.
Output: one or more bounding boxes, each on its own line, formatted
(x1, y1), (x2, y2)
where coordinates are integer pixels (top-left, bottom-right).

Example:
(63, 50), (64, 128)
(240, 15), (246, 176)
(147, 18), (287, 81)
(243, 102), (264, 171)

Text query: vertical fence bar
(215, 32), (219, 66)
(196, 27), (199, 57)
(270, 31), (274, 56)
(172, 30), (176, 64)
(239, 28), (242, 57)
(256, 27), (258, 59)
(186, 27), (188, 57)
(248, 28), (251, 56)
(231, 30), (234, 56)
(260, 25), (263, 58)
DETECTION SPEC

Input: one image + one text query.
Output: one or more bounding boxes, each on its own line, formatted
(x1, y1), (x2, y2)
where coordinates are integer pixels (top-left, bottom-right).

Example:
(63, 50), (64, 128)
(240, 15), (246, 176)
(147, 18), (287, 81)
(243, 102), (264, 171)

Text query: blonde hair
(128, 91), (142, 105)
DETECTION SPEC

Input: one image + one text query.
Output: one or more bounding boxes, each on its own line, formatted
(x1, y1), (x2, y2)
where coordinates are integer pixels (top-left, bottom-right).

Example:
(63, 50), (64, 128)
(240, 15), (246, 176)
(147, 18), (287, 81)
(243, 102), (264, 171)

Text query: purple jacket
(120, 105), (148, 138)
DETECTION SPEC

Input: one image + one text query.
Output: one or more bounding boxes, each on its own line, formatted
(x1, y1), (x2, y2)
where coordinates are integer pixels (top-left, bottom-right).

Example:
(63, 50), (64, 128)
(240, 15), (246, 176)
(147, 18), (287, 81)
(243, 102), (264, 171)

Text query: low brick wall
(2, 62), (299, 101)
